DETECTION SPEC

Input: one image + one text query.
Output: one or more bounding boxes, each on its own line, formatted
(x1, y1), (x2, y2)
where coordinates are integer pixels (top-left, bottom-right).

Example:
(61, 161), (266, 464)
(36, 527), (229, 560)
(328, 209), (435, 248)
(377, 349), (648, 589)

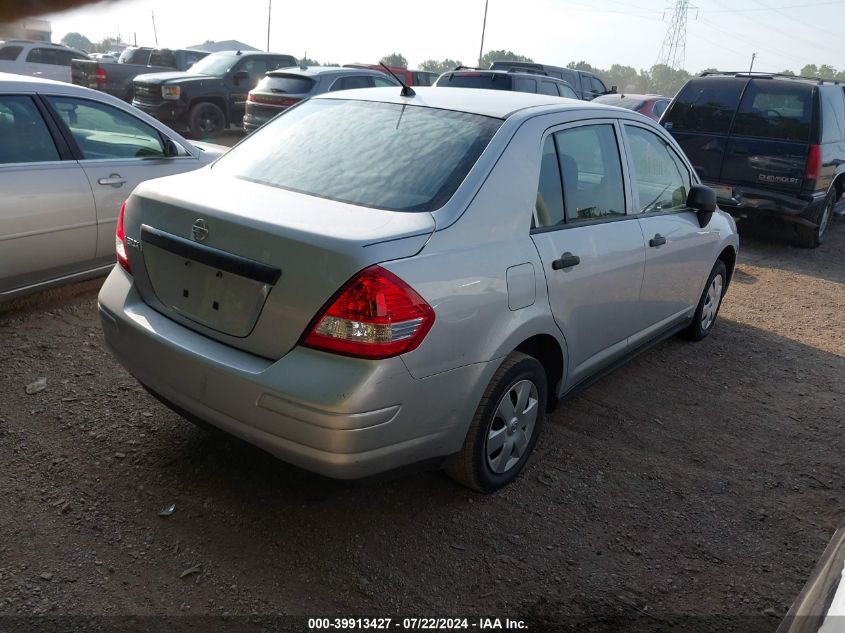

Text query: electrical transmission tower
(656, 0), (696, 70)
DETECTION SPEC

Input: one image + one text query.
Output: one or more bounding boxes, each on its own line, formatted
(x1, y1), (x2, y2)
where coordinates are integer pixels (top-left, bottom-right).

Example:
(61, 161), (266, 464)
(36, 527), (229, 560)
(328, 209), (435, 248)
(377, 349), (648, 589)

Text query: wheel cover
(486, 379), (539, 474)
(701, 273), (724, 331)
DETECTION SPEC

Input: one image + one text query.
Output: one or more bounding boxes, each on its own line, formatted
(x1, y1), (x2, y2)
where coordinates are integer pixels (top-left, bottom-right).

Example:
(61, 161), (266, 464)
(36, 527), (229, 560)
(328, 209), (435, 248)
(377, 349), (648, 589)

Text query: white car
(0, 73), (227, 301)
(0, 40), (89, 84)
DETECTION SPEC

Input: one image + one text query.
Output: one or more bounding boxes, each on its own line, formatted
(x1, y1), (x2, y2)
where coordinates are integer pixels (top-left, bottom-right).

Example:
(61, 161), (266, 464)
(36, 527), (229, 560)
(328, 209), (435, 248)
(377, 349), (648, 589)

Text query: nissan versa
(98, 88), (739, 492)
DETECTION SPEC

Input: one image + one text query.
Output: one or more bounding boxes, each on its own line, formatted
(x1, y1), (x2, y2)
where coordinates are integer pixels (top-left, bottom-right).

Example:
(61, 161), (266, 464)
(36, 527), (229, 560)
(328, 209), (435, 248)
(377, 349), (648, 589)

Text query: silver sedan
(0, 73), (225, 301)
(99, 87), (738, 492)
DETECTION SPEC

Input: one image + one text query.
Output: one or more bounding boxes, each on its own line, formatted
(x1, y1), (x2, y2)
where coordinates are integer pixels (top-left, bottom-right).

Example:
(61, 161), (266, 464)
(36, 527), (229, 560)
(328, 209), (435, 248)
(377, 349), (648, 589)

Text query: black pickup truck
(71, 47), (209, 102)
(131, 50), (297, 138)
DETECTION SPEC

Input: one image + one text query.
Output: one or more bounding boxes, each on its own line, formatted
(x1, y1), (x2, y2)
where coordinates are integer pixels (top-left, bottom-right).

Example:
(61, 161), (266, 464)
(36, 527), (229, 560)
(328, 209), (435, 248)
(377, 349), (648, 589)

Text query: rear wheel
(683, 260), (727, 341)
(446, 352), (546, 493)
(796, 190), (834, 249)
(188, 102), (226, 139)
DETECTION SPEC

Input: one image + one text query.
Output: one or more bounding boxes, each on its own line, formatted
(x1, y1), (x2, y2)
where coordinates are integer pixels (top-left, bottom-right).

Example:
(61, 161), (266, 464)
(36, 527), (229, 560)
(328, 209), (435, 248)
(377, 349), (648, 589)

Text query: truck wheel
(683, 260), (727, 342)
(188, 102), (226, 139)
(446, 352), (546, 493)
(796, 190), (834, 249)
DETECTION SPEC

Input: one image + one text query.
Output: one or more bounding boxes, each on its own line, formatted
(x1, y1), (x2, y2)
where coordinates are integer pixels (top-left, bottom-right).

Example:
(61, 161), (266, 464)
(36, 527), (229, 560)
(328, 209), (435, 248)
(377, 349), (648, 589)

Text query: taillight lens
(115, 200), (130, 273)
(806, 144), (822, 183)
(302, 266), (435, 359)
(247, 93), (301, 107)
(95, 68), (107, 85)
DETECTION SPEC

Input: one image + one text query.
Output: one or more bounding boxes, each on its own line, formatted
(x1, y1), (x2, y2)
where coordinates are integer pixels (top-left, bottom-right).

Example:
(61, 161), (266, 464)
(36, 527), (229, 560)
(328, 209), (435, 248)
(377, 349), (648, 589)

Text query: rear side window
(558, 84), (577, 99)
(539, 81), (559, 96)
(536, 136), (565, 226)
(732, 80), (812, 142)
(26, 48), (61, 65)
(0, 45), (23, 61)
(149, 49), (176, 67)
(820, 87), (845, 144)
(591, 77), (607, 95)
(555, 124), (626, 223)
(436, 73), (510, 90)
(560, 69), (579, 89)
(664, 78), (745, 134)
(258, 74), (315, 94)
(0, 96), (60, 164)
(213, 99), (503, 212)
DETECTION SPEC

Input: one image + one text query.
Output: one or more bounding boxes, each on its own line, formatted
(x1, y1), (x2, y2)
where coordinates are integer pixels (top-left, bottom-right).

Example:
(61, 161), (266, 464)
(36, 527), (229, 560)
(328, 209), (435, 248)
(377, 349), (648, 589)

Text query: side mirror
(687, 184), (716, 227)
(233, 70), (249, 85)
(164, 139), (191, 157)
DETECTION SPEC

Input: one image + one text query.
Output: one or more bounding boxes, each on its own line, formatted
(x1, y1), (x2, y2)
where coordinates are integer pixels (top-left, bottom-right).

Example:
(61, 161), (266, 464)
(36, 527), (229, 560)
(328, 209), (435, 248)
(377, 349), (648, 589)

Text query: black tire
(188, 102), (226, 139)
(796, 189), (835, 249)
(446, 352), (547, 493)
(683, 260), (727, 341)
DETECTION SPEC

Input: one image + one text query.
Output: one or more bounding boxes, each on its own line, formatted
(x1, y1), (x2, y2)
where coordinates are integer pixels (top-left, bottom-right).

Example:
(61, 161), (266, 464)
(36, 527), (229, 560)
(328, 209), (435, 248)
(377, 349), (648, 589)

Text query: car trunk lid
(125, 171), (435, 360)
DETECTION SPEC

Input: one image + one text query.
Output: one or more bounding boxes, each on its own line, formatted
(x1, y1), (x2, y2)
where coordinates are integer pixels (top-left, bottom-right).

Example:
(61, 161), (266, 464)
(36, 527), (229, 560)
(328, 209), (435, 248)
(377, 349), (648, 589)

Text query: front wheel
(446, 352), (547, 493)
(683, 260), (727, 341)
(188, 102), (226, 139)
(796, 190), (835, 249)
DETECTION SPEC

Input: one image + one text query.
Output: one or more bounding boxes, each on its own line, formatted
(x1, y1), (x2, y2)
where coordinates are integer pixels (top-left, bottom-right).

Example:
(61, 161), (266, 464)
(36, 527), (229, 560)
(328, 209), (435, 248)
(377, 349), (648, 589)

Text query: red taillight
(95, 68), (107, 85)
(115, 200), (130, 273)
(806, 144), (822, 183)
(302, 266), (435, 359)
(247, 93), (300, 107)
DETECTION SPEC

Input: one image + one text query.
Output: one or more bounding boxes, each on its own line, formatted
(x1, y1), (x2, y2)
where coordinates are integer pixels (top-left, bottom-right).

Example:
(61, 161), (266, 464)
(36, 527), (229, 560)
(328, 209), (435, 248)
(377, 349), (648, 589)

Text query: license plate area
(140, 226), (280, 338)
(710, 184), (734, 201)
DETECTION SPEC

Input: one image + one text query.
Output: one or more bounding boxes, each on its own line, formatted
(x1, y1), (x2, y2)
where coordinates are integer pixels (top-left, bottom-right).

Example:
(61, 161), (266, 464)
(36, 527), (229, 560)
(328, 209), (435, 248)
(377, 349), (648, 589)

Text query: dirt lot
(0, 217), (843, 632)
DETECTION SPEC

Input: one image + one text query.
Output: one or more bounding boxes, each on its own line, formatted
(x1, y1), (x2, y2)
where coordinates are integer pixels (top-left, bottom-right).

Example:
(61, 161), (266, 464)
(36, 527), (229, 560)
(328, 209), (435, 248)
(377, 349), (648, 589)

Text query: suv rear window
(213, 99), (503, 212)
(436, 73), (511, 90)
(257, 74), (315, 95)
(665, 78), (745, 134)
(732, 80), (812, 142)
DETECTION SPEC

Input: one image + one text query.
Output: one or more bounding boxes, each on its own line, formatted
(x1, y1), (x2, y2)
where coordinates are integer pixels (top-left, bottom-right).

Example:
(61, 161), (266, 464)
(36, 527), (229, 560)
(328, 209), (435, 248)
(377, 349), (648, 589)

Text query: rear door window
(538, 81), (559, 96)
(557, 84), (578, 99)
(512, 77), (537, 93)
(820, 86), (845, 143)
(732, 80), (812, 142)
(26, 48), (60, 65)
(330, 75), (375, 91)
(554, 124), (626, 222)
(664, 78), (745, 134)
(535, 136), (565, 227)
(0, 96), (60, 163)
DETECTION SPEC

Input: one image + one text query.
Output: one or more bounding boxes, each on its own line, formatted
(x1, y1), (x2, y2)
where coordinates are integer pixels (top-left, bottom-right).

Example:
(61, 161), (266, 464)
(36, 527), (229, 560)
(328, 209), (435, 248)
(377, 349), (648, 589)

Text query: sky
(43, 0), (845, 74)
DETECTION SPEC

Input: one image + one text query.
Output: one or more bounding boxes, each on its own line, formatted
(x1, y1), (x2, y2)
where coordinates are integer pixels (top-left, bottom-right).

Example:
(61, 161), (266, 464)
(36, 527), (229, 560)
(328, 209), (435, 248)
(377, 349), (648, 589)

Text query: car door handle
(552, 252), (580, 270)
(649, 234), (667, 247)
(97, 174), (127, 187)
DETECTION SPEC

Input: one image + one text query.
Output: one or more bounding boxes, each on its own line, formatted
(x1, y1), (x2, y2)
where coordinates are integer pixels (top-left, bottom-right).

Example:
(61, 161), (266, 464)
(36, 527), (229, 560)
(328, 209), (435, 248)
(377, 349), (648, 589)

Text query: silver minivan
(98, 87), (739, 492)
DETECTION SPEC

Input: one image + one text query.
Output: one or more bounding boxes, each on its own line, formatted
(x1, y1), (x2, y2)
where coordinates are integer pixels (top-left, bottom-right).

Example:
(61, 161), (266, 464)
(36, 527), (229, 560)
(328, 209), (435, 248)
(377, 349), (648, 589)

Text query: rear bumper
(97, 267), (491, 479)
(707, 181), (826, 226)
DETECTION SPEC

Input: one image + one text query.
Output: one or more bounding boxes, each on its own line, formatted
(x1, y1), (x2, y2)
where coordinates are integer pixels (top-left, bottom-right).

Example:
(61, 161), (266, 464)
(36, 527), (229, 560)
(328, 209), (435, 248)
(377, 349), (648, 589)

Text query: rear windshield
(436, 73), (510, 90)
(664, 78), (745, 134)
(212, 99), (503, 212)
(732, 80), (812, 142)
(257, 74), (315, 94)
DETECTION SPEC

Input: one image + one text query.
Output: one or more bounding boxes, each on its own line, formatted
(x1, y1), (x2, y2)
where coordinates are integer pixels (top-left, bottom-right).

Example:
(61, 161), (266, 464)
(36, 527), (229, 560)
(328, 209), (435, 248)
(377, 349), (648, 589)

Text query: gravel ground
(0, 216), (843, 632)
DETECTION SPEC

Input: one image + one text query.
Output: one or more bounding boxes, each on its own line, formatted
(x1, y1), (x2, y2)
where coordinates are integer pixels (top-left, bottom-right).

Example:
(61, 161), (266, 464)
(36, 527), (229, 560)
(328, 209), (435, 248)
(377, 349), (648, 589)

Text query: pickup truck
(132, 50), (297, 138)
(71, 47), (209, 102)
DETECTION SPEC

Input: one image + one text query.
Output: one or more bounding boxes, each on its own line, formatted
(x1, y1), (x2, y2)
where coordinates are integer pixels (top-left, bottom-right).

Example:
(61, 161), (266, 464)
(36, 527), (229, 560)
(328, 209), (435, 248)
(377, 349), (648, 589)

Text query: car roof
(314, 86), (609, 119)
(205, 50), (293, 59)
(595, 93), (668, 100)
(446, 69), (572, 83)
(268, 66), (393, 78)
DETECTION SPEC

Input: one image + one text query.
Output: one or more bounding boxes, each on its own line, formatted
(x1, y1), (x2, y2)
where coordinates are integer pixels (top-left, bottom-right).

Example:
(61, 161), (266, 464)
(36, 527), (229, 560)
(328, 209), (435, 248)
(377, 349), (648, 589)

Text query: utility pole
(477, 0), (489, 68)
(267, 0), (272, 52)
(151, 11), (158, 47)
(749, 52), (757, 73)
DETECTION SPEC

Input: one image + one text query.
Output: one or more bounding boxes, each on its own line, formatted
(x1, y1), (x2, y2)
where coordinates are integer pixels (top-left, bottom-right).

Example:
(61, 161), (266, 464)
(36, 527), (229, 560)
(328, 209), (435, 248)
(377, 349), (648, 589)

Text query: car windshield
(213, 99), (503, 212)
(187, 54), (238, 76)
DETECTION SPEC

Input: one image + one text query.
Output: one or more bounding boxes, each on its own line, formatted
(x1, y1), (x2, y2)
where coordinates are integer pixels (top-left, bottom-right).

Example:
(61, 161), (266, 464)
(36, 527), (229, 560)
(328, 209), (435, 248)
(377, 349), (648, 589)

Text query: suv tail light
(247, 93), (300, 107)
(95, 67), (107, 86)
(806, 144), (822, 183)
(115, 200), (130, 273)
(302, 266), (435, 359)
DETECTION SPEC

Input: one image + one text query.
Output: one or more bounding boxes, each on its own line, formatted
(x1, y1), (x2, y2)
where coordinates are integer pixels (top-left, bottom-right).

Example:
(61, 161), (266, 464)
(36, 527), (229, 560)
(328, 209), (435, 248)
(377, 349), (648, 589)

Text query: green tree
(567, 60), (599, 73)
(61, 32), (92, 52)
(93, 37), (122, 54)
(817, 64), (836, 79)
(380, 53), (408, 68)
(478, 49), (532, 68)
(419, 58), (463, 74)
(780, 69), (796, 76)
(800, 64), (819, 77)
(299, 56), (320, 67)
(604, 64), (640, 93)
(647, 64), (691, 96)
